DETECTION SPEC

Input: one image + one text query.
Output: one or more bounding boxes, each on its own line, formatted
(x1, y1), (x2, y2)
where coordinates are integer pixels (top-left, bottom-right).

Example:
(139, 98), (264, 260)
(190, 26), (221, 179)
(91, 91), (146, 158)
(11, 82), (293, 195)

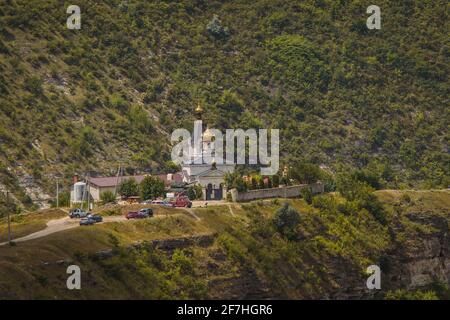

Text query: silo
(73, 182), (86, 202)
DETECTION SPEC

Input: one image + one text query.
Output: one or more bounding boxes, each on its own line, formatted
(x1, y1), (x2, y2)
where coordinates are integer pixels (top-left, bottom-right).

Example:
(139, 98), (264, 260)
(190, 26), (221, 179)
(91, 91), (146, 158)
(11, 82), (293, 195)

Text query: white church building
(180, 103), (235, 200)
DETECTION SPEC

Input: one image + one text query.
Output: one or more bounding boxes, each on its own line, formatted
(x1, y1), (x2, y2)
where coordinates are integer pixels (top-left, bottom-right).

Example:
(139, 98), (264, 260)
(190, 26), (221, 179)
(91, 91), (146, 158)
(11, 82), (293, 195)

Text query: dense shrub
(206, 14), (229, 38)
(118, 178), (139, 198)
(273, 203), (301, 240)
(140, 176), (165, 200)
(100, 191), (116, 204)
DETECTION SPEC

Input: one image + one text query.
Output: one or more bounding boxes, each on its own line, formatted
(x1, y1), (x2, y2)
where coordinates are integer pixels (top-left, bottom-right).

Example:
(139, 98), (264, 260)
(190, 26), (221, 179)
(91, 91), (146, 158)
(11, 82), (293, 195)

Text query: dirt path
(0, 202), (236, 246)
(0, 214), (177, 246)
(181, 208), (201, 221)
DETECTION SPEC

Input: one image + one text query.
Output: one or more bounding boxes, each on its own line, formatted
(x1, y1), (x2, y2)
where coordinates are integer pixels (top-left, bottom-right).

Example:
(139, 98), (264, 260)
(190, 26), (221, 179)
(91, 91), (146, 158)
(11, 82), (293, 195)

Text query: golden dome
(203, 127), (214, 142)
(195, 103), (203, 114)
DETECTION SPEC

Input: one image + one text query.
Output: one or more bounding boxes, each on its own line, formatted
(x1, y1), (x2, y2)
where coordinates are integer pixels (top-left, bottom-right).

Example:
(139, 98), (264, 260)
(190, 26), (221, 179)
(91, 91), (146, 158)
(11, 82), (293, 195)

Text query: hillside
(0, 190), (448, 299)
(0, 0), (449, 209)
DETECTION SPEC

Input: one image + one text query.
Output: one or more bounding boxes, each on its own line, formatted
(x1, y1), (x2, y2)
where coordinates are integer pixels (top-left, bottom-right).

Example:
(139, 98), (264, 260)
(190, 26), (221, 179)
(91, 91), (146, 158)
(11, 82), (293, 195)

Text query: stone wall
(230, 182), (324, 202)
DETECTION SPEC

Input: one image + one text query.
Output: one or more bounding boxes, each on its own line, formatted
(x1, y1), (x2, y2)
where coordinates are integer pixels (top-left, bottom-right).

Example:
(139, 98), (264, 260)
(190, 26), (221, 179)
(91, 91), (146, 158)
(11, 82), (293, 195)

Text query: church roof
(197, 168), (227, 178)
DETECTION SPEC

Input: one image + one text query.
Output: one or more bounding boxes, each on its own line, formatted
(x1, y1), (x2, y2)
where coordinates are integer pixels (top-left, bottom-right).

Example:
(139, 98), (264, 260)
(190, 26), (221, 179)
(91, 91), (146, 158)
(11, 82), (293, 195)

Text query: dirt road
(0, 202), (237, 246)
(0, 214), (174, 246)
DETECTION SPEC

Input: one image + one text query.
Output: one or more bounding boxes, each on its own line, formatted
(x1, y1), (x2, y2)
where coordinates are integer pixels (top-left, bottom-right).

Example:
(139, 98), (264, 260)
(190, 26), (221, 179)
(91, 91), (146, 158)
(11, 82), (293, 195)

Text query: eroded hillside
(0, 190), (448, 299)
(0, 0), (449, 209)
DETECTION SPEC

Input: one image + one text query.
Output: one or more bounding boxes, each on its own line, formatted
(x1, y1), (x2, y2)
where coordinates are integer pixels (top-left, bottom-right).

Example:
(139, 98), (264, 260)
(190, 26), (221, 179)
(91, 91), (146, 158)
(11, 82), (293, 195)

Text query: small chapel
(181, 103), (235, 200)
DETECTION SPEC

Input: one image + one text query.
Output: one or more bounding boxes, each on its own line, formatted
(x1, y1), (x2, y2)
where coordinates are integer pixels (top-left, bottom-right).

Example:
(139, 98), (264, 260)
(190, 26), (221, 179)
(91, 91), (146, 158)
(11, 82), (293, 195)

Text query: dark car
(126, 211), (148, 220)
(139, 208), (153, 217)
(87, 214), (103, 223)
(79, 217), (95, 226)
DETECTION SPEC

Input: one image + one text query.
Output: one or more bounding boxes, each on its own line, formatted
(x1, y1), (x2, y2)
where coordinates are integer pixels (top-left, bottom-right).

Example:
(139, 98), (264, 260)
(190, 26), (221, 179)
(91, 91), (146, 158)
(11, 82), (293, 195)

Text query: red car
(125, 211), (148, 219)
(171, 196), (192, 208)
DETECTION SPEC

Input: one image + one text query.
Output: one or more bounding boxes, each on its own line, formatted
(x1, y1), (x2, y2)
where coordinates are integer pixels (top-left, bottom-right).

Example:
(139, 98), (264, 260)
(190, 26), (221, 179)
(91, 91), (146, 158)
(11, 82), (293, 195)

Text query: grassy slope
(0, 208), (66, 242)
(0, 190), (448, 299)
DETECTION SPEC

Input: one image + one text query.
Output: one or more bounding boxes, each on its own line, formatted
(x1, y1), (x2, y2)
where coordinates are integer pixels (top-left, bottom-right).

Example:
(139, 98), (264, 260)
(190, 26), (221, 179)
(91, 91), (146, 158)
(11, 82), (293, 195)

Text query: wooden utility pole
(80, 175), (87, 210)
(6, 191), (11, 243)
(86, 173), (91, 212)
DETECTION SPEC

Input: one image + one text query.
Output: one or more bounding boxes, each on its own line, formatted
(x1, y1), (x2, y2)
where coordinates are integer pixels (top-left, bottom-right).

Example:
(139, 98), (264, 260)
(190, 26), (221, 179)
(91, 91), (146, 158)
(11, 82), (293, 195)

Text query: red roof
(89, 173), (183, 188)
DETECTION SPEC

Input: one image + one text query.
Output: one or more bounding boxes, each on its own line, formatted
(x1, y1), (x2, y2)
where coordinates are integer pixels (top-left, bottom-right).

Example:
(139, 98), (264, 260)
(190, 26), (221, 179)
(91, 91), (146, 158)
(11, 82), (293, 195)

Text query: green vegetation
(139, 175), (165, 201)
(117, 176), (165, 200)
(273, 202), (301, 240)
(186, 184), (203, 200)
(117, 178), (139, 198)
(0, 0), (448, 210)
(100, 190), (116, 204)
(385, 289), (438, 300)
(95, 246), (207, 299)
(0, 208), (66, 242)
(0, 190), (447, 299)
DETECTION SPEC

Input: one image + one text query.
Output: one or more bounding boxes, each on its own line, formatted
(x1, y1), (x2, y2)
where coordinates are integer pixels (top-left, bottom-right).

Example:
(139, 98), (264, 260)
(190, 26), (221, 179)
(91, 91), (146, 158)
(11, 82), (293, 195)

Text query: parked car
(152, 199), (174, 207)
(69, 208), (89, 219)
(87, 214), (103, 223)
(79, 217), (95, 226)
(126, 211), (150, 219)
(139, 208), (153, 217)
(171, 196), (192, 208)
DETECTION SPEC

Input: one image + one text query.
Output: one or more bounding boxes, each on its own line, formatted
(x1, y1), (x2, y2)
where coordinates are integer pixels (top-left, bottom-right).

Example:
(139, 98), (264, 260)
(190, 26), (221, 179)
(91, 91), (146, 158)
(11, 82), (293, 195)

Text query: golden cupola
(195, 102), (204, 119)
(203, 127), (214, 142)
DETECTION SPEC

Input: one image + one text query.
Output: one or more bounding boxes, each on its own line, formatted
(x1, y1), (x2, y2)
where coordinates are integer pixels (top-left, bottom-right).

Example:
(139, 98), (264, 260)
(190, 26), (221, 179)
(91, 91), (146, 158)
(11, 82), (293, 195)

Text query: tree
(250, 177), (257, 190)
(55, 191), (70, 207)
(206, 14), (229, 38)
(140, 176), (165, 200)
(273, 203), (301, 240)
(267, 177), (273, 188)
(225, 172), (247, 192)
(290, 163), (321, 184)
(336, 173), (386, 224)
(272, 174), (280, 187)
(100, 191), (116, 204)
(187, 184), (203, 200)
(118, 178), (139, 198)
(258, 177), (265, 189)
(300, 187), (312, 204)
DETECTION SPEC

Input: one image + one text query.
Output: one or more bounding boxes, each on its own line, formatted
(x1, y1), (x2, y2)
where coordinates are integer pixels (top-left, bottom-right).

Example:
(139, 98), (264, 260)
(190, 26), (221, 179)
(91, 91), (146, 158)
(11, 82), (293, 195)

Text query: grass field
(0, 208), (67, 242)
(0, 190), (448, 299)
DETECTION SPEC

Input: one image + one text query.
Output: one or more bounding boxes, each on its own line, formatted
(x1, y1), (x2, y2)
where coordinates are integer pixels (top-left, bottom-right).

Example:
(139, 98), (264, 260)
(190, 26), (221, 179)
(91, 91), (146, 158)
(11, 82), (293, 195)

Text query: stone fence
(230, 182), (324, 202)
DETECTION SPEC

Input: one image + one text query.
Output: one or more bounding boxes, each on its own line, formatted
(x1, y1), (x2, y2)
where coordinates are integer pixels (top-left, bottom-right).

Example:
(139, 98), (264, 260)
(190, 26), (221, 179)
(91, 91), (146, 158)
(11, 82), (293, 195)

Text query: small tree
(140, 176), (165, 200)
(272, 174), (280, 187)
(225, 172), (247, 192)
(300, 187), (313, 204)
(187, 184), (203, 200)
(258, 177), (265, 189)
(52, 191), (70, 207)
(118, 178), (139, 198)
(273, 203), (301, 240)
(100, 191), (116, 204)
(251, 178), (257, 190)
(267, 177), (273, 188)
(291, 163), (321, 184)
(206, 14), (230, 38)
